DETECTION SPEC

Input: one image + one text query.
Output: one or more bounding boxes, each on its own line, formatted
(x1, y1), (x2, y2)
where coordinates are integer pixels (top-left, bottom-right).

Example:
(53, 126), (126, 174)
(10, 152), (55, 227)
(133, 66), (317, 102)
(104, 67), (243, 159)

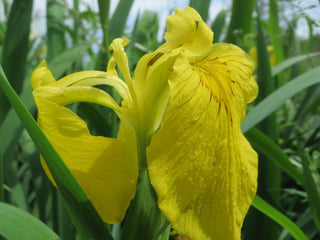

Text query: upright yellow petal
(131, 6), (214, 139)
(30, 60), (56, 89)
(164, 6), (213, 53)
(108, 38), (136, 98)
(147, 44), (258, 240)
(133, 48), (180, 139)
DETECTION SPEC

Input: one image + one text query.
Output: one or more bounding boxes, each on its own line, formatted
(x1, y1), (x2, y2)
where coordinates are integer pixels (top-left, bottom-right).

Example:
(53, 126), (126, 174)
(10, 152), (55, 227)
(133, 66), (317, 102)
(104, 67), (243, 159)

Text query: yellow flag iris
(31, 6), (258, 240)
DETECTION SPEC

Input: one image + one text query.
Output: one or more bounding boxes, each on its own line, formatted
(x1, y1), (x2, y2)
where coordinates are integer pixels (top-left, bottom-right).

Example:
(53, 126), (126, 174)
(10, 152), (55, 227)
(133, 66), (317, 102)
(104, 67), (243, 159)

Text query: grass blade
(0, 150), (3, 201)
(250, 14), (280, 240)
(252, 195), (309, 240)
(189, 0), (211, 22)
(245, 128), (304, 185)
(242, 66), (320, 133)
(272, 52), (320, 76)
(256, 16), (278, 138)
(48, 43), (92, 78)
(211, 10), (228, 42)
(96, 0), (110, 71)
(0, 66), (112, 240)
(98, 0), (110, 47)
(47, 0), (66, 62)
(225, 0), (254, 43)
(298, 145), (320, 231)
(109, 0), (134, 39)
(0, 202), (60, 240)
(0, 0), (33, 124)
(280, 208), (319, 240)
(268, 0), (284, 65)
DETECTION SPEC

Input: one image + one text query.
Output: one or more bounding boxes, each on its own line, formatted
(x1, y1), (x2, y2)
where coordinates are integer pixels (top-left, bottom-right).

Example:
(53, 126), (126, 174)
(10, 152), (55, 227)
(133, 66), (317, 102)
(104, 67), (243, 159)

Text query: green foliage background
(0, 0), (320, 239)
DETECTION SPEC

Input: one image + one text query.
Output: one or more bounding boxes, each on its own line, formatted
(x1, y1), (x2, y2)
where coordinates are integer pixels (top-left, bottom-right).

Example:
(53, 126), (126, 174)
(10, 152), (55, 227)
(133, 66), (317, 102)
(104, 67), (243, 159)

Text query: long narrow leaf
(189, 0), (211, 22)
(48, 43), (92, 78)
(0, 0), (33, 124)
(256, 16), (278, 138)
(245, 128), (304, 185)
(242, 66), (320, 133)
(109, 0), (134, 39)
(98, 0), (110, 46)
(272, 52), (320, 76)
(252, 14), (280, 240)
(47, 0), (66, 62)
(0, 150), (3, 201)
(211, 10), (228, 42)
(252, 195), (309, 240)
(225, 0), (254, 43)
(0, 66), (112, 240)
(299, 146), (320, 231)
(96, 0), (110, 71)
(0, 202), (60, 240)
(268, 0), (284, 65)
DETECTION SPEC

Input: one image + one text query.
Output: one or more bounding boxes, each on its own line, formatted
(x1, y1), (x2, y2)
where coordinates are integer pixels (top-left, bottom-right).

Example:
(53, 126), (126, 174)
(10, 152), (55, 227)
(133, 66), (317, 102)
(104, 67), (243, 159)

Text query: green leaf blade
(0, 0), (33, 124)
(242, 66), (320, 133)
(252, 196), (309, 240)
(0, 202), (60, 240)
(0, 66), (113, 240)
(245, 128), (304, 185)
(299, 147), (320, 231)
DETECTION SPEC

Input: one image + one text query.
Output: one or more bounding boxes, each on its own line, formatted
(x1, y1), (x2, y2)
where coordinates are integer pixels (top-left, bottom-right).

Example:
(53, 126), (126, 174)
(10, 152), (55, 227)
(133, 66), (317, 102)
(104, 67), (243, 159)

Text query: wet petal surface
(147, 44), (258, 240)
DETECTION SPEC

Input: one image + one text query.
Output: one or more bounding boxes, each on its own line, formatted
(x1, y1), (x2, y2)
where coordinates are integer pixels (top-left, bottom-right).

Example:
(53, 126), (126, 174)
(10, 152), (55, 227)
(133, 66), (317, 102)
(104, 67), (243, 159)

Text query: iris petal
(164, 6), (213, 53)
(30, 60), (56, 89)
(133, 48), (180, 138)
(32, 63), (138, 224)
(33, 93), (138, 224)
(147, 44), (257, 239)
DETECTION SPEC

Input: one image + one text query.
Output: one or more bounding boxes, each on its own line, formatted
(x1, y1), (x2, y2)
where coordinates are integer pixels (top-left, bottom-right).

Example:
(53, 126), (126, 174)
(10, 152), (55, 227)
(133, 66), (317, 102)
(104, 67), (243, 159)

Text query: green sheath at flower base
(31, 6), (258, 240)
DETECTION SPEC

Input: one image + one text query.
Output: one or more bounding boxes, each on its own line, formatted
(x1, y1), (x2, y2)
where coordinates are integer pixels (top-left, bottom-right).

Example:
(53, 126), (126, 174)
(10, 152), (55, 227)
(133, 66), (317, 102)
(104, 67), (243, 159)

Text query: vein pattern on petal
(31, 62), (138, 224)
(33, 93), (138, 224)
(147, 44), (258, 240)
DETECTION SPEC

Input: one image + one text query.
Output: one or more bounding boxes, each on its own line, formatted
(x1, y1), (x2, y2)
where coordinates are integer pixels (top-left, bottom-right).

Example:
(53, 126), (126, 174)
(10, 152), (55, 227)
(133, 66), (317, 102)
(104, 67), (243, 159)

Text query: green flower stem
(119, 133), (170, 240)
(136, 132), (148, 172)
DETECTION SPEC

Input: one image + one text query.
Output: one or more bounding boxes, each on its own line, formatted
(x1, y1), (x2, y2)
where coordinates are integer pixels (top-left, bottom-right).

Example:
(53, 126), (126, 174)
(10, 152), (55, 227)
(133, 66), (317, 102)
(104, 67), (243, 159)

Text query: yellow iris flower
(31, 6), (258, 240)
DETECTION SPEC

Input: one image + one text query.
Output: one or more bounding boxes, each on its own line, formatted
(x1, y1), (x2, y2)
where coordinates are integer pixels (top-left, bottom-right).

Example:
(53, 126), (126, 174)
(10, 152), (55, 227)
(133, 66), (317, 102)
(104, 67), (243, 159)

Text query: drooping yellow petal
(33, 86), (121, 113)
(33, 89), (138, 224)
(147, 44), (258, 240)
(164, 6), (213, 53)
(31, 61), (138, 224)
(31, 60), (132, 103)
(31, 59), (138, 130)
